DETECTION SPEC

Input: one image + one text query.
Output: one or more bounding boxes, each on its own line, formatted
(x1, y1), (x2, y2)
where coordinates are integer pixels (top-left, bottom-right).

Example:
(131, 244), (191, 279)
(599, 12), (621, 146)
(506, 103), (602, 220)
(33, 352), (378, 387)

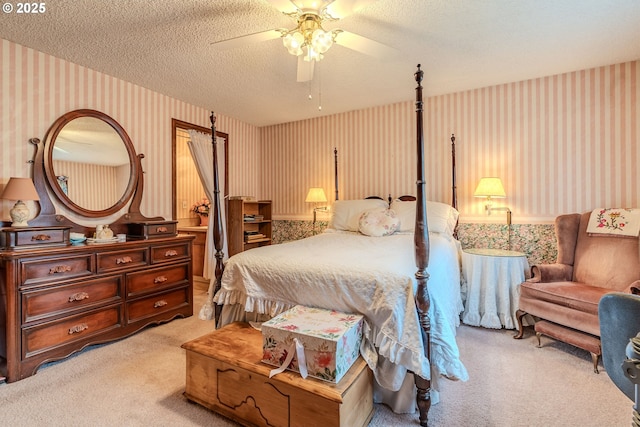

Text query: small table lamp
(305, 187), (328, 225)
(474, 176), (512, 249)
(1, 177), (40, 227)
(473, 177), (511, 223)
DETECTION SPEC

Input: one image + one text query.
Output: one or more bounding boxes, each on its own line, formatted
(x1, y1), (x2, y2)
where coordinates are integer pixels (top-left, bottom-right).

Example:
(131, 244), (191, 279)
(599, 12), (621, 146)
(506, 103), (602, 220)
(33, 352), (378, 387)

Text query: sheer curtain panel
(187, 129), (227, 320)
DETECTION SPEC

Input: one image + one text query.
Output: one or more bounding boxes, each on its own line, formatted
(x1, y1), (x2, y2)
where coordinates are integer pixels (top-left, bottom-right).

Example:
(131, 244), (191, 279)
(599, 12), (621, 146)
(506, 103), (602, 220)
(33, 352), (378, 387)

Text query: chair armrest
(529, 263), (573, 283)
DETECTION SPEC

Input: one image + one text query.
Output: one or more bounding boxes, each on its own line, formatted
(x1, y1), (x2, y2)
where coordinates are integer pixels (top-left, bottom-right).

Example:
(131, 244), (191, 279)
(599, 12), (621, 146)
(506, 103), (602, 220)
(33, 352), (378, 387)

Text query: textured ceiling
(2, 0), (640, 126)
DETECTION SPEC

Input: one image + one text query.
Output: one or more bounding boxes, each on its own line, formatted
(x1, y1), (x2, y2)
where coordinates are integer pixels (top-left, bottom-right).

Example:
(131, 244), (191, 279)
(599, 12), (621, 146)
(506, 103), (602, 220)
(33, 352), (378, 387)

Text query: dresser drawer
(1, 226), (70, 250)
(22, 276), (123, 324)
(126, 287), (190, 324)
(20, 254), (94, 287)
(150, 242), (191, 264)
(126, 263), (190, 297)
(128, 221), (178, 239)
(189, 231), (206, 245)
(97, 248), (149, 273)
(22, 305), (122, 359)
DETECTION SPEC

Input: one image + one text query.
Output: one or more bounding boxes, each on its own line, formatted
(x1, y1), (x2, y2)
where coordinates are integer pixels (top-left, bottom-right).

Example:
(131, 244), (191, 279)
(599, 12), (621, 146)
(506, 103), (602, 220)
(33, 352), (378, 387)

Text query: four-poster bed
(204, 65), (465, 426)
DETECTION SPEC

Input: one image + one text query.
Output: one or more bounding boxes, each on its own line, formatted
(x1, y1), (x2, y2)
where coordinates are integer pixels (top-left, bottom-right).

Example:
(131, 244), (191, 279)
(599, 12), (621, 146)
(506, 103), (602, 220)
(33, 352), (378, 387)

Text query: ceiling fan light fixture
(303, 45), (322, 62)
(311, 28), (333, 53)
(282, 11), (335, 62)
(283, 31), (305, 55)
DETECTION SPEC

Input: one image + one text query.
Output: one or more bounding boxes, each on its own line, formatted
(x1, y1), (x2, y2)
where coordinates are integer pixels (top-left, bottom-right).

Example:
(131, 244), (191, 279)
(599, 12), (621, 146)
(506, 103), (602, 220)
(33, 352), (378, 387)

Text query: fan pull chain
(317, 60), (322, 111)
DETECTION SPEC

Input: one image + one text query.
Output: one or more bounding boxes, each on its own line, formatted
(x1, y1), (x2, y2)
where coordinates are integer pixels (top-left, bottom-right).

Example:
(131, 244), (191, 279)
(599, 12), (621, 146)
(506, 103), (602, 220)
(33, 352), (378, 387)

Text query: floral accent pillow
(329, 199), (388, 231)
(358, 209), (400, 237)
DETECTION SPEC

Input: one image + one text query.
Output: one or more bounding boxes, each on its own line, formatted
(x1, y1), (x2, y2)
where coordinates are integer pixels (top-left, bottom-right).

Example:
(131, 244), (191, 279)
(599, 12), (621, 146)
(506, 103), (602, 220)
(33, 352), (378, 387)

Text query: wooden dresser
(0, 234), (194, 382)
(177, 226), (207, 277)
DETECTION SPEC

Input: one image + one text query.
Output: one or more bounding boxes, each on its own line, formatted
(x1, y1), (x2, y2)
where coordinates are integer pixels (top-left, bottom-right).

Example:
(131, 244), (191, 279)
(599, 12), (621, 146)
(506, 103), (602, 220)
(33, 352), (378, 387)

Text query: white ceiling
(2, 0), (640, 127)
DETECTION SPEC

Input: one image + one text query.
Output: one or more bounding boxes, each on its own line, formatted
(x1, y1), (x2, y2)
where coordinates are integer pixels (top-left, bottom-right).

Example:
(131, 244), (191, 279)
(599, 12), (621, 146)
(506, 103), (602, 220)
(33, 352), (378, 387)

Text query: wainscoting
(272, 221), (557, 266)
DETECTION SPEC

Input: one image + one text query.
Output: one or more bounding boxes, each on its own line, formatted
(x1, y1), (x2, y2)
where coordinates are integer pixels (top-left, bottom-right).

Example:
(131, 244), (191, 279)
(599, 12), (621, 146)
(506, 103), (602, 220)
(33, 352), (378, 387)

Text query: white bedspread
(214, 229), (469, 391)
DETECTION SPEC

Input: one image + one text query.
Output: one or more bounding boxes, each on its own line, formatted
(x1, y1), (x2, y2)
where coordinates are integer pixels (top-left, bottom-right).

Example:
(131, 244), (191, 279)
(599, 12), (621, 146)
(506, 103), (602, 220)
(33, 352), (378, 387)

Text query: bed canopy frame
(206, 65), (455, 426)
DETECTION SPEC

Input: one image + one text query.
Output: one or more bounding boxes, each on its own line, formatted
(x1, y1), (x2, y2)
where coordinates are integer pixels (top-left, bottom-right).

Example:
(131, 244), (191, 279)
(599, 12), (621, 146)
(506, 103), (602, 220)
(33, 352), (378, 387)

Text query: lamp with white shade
(1, 177), (40, 227)
(474, 176), (513, 249)
(305, 187), (328, 226)
(473, 177), (511, 225)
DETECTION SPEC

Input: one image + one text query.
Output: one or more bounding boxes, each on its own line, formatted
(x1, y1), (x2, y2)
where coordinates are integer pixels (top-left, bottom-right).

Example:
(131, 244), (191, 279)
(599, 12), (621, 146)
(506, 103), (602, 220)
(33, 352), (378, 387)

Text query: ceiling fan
(211, 0), (398, 82)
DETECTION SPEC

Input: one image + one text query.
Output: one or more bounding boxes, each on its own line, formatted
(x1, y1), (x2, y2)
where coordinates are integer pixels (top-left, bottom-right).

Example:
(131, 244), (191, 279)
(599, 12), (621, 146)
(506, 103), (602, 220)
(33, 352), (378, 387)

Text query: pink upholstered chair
(514, 212), (640, 372)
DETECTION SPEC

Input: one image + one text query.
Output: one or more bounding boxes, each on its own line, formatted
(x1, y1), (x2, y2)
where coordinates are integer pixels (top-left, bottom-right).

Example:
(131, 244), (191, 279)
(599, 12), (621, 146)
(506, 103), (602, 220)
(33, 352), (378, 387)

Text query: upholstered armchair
(599, 292), (640, 424)
(514, 212), (640, 372)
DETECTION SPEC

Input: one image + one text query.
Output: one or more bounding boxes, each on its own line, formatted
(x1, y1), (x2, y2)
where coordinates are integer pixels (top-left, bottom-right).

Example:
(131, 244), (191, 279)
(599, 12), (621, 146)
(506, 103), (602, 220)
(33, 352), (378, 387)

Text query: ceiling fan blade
(265, 0), (299, 13)
(211, 29), (283, 51)
(334, 30), (400, 59)
(325, 0), (378, 19)
(297, 56), (315, 82)
(267, 0), (377, 17)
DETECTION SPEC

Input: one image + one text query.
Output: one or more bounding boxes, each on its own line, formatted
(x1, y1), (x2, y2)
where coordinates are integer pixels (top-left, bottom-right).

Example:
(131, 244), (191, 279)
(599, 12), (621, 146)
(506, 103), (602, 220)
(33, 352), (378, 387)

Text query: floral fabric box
(261, 305), (364, 383)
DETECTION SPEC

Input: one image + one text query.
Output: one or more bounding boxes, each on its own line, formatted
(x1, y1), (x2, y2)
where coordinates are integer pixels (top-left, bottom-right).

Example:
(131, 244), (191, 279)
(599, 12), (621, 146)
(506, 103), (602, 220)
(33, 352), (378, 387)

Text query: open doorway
(171, 118), (228, 281)
(171, 119), (228, 224)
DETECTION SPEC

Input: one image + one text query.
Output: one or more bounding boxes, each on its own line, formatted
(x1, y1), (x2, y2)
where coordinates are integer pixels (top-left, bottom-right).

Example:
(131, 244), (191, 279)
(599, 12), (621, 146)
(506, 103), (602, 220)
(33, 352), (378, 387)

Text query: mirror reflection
(51, 116), (131, 211)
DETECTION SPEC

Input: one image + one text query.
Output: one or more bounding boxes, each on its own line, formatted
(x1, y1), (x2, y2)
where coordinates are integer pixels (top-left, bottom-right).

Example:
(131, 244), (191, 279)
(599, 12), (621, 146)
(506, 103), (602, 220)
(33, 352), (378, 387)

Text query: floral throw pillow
(358, 209), (400, 237)
(329, 199), (388, 231)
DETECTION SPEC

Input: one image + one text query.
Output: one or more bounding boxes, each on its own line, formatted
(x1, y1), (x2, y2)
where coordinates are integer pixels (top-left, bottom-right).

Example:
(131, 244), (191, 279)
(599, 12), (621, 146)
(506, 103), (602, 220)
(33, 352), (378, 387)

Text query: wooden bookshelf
(228, 199), (272, 257)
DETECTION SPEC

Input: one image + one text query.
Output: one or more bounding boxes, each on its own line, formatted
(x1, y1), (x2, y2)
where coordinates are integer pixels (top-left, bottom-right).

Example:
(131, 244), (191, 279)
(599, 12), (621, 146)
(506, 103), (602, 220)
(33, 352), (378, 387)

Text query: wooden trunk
(182, 322), (373, 427)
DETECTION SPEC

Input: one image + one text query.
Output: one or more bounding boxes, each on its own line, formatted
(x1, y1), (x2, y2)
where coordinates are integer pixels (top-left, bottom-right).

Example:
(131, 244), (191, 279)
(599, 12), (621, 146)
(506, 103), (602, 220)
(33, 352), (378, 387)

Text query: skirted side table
(461, 248), (530, 329)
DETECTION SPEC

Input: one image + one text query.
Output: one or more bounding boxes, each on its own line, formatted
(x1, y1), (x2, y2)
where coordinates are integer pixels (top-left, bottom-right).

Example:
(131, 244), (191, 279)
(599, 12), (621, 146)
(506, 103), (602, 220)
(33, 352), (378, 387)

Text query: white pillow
(358, 209), (400, 237)
(389, 199), (459, 235)
(329, 199), (388, 231)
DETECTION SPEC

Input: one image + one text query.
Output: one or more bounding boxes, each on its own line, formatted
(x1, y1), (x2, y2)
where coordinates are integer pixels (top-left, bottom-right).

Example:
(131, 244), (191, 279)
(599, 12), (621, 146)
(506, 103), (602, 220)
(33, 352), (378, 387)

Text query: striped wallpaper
(52, 160), (122, 211)
(1, 39), (260, 225)
(2, 38), (638, 228)
(261, 60), (640, 222)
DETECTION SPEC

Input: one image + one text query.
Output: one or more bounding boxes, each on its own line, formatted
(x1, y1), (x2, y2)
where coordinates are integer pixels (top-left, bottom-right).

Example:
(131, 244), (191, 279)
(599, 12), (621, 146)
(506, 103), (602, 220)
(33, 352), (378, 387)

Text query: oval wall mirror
(43, 109), (139, 218)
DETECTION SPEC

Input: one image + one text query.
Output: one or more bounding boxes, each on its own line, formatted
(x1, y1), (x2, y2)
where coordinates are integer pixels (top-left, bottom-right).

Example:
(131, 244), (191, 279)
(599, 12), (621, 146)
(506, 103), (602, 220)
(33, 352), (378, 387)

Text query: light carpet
(0, 287), (632, 426)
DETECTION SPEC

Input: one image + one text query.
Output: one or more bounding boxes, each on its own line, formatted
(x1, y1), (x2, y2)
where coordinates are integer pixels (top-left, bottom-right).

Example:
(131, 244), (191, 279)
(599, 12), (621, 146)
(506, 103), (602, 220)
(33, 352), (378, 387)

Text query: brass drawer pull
(31, 234), (51, 241)
(156, 226), (168, 233)
(49, 265), (72, 274)
(68, 323), (88, 335)
(116, 256), (133, 264)
(164, 250), (178, 257)
(68, 292), (89, 302)
(154, 276), (168, 284)
(154, 300), (168, 308)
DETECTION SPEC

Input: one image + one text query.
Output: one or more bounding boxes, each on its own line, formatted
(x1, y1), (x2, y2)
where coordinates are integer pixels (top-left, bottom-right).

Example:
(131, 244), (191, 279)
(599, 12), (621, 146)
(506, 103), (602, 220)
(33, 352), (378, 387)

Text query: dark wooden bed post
(413, 64), (432, 427)
(334, 147), (339, 201)
(451, 134), (459, 239)
(451, 134), (457, 210)
(210, 112), (225, 327)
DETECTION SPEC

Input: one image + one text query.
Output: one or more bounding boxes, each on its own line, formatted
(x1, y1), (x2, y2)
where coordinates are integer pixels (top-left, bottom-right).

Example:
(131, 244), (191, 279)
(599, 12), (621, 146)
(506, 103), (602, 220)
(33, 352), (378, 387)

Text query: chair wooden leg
(513, 309), (528, 339)
(536, 331), (543, 348)
(591, 353), (600, 374)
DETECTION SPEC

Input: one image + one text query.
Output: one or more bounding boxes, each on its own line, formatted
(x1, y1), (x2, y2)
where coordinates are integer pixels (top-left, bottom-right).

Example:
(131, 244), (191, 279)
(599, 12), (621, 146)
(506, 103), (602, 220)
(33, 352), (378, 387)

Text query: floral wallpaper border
(272, 220), (557, 267)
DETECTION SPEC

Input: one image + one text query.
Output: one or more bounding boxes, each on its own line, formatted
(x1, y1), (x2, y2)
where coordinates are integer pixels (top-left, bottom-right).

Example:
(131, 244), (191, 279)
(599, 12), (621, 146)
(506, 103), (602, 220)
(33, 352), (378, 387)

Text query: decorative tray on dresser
(0, 109), (195, 382)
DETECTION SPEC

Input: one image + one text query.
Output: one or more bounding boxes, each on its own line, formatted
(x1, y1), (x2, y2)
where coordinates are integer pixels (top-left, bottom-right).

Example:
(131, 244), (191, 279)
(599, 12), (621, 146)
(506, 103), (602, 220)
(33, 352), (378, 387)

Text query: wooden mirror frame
(42, 109), (139, 218)
(29, 110), (159, 234)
